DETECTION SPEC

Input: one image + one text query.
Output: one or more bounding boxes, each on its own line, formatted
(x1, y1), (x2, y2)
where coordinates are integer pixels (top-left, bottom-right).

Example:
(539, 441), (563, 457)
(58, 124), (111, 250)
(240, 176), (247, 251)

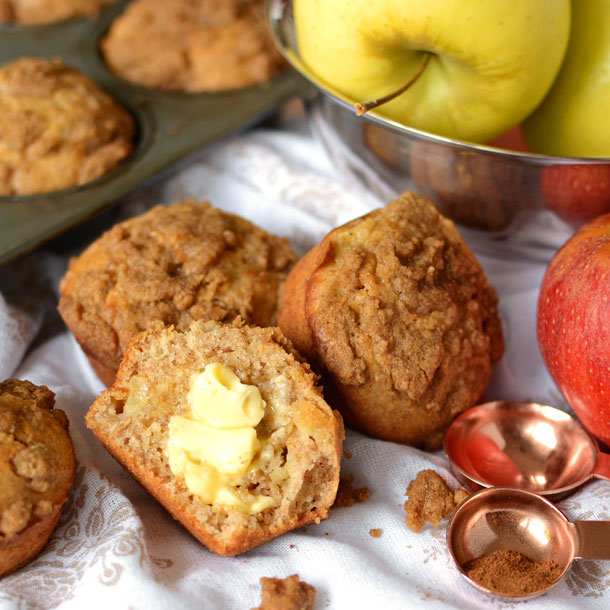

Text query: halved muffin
(278, 191), (504, 449)
(86, 320), (344, 556)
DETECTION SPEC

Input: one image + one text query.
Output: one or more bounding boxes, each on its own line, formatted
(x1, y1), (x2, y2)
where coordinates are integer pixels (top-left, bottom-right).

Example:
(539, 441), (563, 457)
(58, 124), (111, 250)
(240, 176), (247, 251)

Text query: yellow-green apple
(537, 214), (610, 445)
(524, 0), (610, 157)
(294, 0), (571, 143)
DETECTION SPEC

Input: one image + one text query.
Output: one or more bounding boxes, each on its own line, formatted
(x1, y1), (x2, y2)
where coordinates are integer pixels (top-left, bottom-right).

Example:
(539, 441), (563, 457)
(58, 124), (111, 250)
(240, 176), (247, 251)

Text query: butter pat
(167, 363), (278, 514)
(168, 415), (258, 476)
(188, 362), (265, 428)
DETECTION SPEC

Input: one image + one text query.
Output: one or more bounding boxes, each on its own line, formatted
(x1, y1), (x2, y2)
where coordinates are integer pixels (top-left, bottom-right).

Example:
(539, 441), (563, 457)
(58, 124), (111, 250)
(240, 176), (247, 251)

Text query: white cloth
(1, 111), (608, 610)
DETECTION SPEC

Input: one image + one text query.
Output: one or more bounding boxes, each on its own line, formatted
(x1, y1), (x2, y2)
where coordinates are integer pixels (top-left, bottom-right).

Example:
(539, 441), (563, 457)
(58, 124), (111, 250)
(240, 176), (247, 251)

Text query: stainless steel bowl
(267, 0), (610, 234)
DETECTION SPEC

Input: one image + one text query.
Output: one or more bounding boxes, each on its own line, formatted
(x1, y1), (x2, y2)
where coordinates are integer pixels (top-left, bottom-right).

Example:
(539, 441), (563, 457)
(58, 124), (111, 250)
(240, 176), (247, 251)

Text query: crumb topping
(304, 191), (504, 446)
(253, 574), (316, 610)
(404, 469), (469, 532)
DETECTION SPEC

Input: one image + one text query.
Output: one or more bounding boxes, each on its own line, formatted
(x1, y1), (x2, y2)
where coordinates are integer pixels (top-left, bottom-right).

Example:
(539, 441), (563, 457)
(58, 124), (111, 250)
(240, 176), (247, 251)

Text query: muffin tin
(0, 0), (313, 265)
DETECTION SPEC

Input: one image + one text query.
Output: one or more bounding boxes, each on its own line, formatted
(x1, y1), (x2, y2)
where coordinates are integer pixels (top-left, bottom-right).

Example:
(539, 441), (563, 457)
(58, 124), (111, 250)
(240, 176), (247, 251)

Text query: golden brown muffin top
(307, 193), (504, 394)
(101, 0), (286, 91)
(0, 57), (134, 196)
(0, 0), (114, 24)
(278, 191), (504, 447)
(0, 379), (75, 543)
(58, 200), (298, 384)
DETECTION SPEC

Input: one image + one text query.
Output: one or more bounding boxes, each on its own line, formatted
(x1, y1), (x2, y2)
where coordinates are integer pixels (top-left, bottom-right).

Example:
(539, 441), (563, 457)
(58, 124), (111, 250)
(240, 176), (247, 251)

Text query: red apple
(537, 214), (610, 445)
(540, 164), (610, 227)
(487, 125), (529, 152)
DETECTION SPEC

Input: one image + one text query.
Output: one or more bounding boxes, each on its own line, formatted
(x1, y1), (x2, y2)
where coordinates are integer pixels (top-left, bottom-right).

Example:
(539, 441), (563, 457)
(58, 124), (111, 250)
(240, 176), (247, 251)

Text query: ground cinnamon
(462, 549), (562, 596)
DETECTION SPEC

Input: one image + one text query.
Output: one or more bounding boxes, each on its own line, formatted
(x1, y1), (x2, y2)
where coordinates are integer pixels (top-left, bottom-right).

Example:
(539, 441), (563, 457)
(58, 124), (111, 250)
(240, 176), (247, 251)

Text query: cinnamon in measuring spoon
(462, 549), (562, 596)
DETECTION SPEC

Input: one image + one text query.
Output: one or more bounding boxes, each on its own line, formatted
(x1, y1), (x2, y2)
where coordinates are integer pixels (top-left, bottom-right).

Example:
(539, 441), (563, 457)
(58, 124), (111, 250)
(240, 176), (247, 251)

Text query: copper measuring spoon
(444, 401), (610, 501)
(447, 487), (610, 600)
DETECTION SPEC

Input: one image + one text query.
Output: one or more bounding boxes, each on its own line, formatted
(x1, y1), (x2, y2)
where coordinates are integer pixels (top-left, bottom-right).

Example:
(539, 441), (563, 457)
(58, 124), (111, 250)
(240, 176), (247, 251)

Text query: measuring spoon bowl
(447, 487), (610, 600)
(444, 401), (610, 501)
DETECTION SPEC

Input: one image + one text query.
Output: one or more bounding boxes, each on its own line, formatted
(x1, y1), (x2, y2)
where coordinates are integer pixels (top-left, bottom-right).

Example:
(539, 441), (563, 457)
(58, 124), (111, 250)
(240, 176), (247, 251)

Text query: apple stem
(355, 52), (431, 116)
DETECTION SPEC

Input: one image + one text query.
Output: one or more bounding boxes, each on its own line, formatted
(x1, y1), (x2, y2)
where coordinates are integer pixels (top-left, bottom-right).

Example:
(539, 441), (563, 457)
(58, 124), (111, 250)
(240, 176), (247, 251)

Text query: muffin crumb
(404, 469), (469, 532)
(253, 574), (316, 610)
(333, 474), (370, 508)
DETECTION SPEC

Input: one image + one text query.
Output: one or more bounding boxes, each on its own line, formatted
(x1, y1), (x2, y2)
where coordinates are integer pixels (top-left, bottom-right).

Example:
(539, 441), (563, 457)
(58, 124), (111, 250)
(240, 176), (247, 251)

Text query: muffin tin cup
(0, 0), (314, 265)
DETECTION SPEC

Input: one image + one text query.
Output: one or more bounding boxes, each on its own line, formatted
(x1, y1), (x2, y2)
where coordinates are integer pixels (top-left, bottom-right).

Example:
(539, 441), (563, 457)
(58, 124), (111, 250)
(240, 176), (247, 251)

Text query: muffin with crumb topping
(0, 57), (134, 196)
(0, 379), (75, 576)
(101, 0), (286, 91)
(0, 0), (114, 24)
(278, 191), (504, 449)
(86, 320), (343, 556)
(58, 200), (298, 386)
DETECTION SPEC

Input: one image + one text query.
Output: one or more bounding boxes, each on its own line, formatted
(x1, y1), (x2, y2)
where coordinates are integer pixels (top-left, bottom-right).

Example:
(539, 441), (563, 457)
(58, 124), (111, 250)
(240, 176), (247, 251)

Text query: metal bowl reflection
(267, 0), (610, 234)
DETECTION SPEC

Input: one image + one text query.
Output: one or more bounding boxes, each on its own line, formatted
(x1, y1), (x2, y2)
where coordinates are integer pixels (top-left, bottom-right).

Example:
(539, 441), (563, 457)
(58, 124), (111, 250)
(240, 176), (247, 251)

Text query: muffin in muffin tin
(101, 0), (287, 92)
(0, 57), (134, 196)
(0, 0), (303, 266)
(0, 0), (115, 25)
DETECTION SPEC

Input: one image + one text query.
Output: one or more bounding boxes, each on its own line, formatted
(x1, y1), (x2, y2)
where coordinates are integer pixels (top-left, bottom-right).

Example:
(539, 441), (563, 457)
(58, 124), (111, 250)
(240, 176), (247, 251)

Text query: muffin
(58, 200), (298, 386)
(0, 0), (114, 24)
(0, 379), (75, 576)
(0, 57), (134, 196)
(86, 319), (344, 556)
(101, 0), (286, 91)
(278, 191), (504, 449)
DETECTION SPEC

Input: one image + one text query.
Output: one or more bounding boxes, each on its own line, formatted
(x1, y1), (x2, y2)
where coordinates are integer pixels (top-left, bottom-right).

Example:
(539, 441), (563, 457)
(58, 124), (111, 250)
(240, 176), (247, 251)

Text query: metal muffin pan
(0, 0), (313, 265)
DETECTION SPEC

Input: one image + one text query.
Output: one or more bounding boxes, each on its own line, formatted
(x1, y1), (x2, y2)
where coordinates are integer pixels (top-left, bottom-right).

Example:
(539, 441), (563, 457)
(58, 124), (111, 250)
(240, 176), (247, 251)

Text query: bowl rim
(267, 0), (610, 165)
